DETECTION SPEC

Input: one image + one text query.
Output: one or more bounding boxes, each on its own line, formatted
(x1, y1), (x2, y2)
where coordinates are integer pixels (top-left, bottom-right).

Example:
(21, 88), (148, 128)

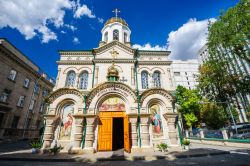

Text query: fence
(184, 128), (250, 145)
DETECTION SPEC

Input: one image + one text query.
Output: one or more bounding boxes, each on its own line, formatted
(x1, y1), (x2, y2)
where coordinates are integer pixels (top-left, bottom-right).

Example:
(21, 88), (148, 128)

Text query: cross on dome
(112, 8), (120, 18)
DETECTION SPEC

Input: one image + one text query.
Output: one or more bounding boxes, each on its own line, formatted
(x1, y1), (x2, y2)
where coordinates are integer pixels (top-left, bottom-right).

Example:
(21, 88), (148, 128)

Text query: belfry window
(65, 71), (76, 87)
(113, 29), (119, 41)
(79, 71), (88, 89)
(141, 71), (149, 89)
(153, 71), (161, 87)
(124, 33), (127, 42)
(104, 32), (108, 42)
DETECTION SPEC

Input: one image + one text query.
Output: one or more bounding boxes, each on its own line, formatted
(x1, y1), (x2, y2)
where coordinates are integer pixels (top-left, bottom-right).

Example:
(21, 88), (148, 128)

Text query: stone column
(221, 129), (228, 140)
(72, 114), (84, 153)
(140, 114), (151, 147)
(83, 114), (96, 153)
(163, 113), (179, 146)
(128, 114), (138, 147)
(42, 114), (58, 149)
(200, 130), (204, 138)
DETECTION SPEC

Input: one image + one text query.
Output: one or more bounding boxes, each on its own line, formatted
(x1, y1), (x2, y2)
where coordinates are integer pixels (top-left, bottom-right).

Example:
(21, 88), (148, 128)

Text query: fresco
(99, 97), (125, 112)
(59, 104), (74, 140)
(150, 104), (163, 138)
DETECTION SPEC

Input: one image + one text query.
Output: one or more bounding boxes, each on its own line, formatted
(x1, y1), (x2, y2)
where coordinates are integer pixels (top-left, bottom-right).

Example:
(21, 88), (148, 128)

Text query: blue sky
(0, 0), (239, 78)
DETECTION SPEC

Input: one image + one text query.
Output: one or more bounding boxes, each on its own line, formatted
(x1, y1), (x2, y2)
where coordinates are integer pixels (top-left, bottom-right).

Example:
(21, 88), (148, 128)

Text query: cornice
(93, 59), (136, 63)
(138, 50), (171, 56)
(57, 60), (93, 65)
(59, 51), (93, 56)
(138, 61), (172, 65)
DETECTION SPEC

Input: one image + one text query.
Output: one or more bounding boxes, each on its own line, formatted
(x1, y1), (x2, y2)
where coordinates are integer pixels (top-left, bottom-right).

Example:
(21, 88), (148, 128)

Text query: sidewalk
(0, 143), (237, 162)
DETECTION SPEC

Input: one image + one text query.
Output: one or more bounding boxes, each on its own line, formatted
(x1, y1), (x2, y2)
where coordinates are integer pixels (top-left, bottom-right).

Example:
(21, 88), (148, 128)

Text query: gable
(94, 41), (135, 59)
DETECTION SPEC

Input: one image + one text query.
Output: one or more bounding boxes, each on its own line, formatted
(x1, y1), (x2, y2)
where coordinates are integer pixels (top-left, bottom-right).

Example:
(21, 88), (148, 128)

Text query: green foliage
(49, 144), (63, 155)
(201, 102), (228, 129)
(30, 141), (42, 149)
(157, 143), (168, 152)
(175, 85), (202, 128)
(182, 139), (190, 146)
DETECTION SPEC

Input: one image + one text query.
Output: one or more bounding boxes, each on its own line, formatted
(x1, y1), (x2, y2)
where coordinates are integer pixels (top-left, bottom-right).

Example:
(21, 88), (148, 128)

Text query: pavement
(1, 141), (249, 162)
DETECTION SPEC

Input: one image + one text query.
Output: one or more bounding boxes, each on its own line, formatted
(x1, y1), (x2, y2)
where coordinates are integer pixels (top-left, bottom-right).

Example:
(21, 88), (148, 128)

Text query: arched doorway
(97, 97), (130, 152)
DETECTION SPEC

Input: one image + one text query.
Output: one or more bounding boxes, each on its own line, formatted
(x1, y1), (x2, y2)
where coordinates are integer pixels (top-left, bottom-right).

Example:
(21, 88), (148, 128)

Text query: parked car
(231, 132), (250, 139)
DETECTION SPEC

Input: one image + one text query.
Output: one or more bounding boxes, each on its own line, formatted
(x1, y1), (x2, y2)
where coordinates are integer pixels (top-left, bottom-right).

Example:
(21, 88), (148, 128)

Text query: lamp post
(199, 101), (238, 134)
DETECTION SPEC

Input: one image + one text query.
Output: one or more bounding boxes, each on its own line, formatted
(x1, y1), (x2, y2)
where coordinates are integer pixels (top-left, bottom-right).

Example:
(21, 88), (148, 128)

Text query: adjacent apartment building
(0, 38), (54, 140)
(171, 59), (199, 90)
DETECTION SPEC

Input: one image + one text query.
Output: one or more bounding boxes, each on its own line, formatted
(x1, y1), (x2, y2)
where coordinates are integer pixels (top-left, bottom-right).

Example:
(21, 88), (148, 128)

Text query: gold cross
(112, 8), (120, 18)
(110, 49), (119, 66)
(110, 48), (119, 60)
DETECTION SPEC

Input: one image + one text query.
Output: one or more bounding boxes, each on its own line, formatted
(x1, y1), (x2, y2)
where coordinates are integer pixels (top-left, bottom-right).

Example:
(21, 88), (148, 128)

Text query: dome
(105, 17), (128, 27)
(107, 65), (119, 78)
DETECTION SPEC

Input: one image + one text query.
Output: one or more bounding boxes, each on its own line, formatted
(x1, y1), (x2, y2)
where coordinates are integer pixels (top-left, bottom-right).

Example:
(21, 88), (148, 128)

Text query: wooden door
(123, 116), (131, 153)
(98, 117), (112, 151)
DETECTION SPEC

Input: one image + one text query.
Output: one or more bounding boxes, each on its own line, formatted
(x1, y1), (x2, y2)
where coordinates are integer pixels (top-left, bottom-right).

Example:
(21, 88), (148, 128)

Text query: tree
(175, 86), (202, 129)
(201, 103), (228, 129)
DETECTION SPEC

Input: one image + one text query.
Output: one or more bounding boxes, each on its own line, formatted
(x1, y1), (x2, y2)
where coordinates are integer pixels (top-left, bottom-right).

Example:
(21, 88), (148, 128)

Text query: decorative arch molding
(46, 88), (83, 104)
(151, 67), (165, 74)
(78, 67), (93, 74)
(138, 67), (151, 73)
(87, 82), (137, 104)
(86, 82), (138, 114)
(63, 67), (78, 74)
(140, 88), (175, 104)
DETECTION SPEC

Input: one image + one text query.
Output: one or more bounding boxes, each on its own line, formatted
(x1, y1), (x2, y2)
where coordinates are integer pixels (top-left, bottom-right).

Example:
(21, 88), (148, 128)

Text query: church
(42, 11), (180, 153)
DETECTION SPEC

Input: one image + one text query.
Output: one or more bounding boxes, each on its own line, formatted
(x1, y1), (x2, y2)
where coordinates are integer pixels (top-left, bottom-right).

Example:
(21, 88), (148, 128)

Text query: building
(198, 44), (250, 122)
(0, 38), (54, 140)
(42, 13), (181, 153)
(172, 59), (199, 90)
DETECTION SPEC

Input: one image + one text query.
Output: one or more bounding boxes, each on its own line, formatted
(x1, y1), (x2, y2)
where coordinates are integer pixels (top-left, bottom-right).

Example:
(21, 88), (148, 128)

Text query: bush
(183, 139), (190, 146)
(30, 141), (42, 149)
(49, 144), (63, 155)
(157, 143), (168, 152)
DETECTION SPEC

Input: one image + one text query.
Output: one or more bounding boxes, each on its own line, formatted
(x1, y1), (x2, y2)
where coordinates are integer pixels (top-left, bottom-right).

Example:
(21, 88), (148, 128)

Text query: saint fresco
(99, 97), (125, 112)
(150, 104), (163, 138)
(59, 105), (74, 140)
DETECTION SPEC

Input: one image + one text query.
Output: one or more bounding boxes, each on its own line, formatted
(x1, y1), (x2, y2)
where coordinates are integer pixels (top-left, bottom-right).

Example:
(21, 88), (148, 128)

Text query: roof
(105, 17), (128, 27)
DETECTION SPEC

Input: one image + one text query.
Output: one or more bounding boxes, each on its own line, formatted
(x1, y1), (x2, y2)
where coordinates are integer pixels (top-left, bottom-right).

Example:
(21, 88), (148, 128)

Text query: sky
(0, 0), (239, 78)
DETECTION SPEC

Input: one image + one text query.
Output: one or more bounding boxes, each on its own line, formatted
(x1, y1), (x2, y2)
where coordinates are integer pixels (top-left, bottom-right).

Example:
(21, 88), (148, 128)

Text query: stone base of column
(131, 146), (154, 153)
(79, 147), (96, 154)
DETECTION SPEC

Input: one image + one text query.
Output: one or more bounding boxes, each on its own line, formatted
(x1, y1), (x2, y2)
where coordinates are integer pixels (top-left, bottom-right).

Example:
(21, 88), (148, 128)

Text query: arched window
(141, 71), (149, 89)
(152, 71), (161, 87)
(124, 33), (127, 42)
(113, 29), (119, 41)
(79, 71), (88, 89)
(104, 32), (108, 42)
(65, 71), (76, 87)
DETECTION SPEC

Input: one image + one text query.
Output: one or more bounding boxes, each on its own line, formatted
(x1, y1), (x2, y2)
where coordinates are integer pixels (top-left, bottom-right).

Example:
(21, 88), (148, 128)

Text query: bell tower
(100, 9), (131, 47)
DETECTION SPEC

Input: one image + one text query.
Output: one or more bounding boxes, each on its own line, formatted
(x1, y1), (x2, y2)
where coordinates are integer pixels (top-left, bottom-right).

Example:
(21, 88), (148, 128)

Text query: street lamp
(199, 101), (238, 134)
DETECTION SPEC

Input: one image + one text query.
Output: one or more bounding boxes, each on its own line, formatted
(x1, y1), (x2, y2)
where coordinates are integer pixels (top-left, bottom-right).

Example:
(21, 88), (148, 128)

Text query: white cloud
(64, 24), (77, 31)
(98, 18), (104, 24)
(167, 18), (216, 60)
(0, 0), (95, 43)
(73, 37), (80, 44)
(132, 43), (166, 51)
(73, 0), (95, 19)
(61, 30), (66, 34)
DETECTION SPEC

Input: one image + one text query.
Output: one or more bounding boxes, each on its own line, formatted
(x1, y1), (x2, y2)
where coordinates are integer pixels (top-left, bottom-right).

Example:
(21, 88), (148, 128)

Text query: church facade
(42, 15), (180, 153)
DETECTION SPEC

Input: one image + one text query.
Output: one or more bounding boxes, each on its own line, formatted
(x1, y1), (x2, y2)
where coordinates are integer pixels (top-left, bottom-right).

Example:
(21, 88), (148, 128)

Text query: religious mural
(150, 104), (163, 138)
(99, 97), (125, 112)
(59, 105), (74, 140)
